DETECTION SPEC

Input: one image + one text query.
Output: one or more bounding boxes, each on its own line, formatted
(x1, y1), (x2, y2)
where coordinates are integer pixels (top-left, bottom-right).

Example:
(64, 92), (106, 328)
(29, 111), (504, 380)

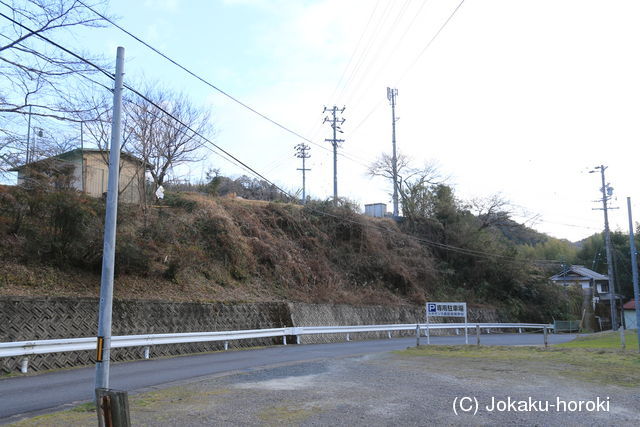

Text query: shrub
(163, 192), (198, 212)
(114, 240), (151, 276)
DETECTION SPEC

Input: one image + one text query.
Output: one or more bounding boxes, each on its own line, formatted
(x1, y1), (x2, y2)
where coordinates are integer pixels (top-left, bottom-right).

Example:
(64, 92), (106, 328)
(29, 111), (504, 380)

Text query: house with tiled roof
(550, 265), (624, 331)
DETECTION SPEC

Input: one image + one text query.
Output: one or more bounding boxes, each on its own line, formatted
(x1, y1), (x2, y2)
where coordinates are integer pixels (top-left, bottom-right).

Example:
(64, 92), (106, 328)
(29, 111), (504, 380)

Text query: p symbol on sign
(427, 303), (436, 313)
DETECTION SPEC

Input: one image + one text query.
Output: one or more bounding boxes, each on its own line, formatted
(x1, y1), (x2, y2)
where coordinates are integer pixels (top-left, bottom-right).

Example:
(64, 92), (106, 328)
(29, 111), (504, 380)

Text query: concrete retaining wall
(0, 297), (291, 374)
(0, 297), (499, 374)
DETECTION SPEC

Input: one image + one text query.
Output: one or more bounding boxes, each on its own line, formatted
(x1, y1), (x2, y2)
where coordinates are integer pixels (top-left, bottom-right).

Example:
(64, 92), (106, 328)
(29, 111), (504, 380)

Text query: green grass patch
(70, 402), (95, 413)
(556, 330), (639, 350)
(258, 405), (322, 424)
(395, 345), (640, 387)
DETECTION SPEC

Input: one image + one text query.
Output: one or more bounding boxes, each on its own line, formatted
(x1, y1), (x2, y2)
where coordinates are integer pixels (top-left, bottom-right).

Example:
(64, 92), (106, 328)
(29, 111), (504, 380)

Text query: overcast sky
(25, 0), (640, 242)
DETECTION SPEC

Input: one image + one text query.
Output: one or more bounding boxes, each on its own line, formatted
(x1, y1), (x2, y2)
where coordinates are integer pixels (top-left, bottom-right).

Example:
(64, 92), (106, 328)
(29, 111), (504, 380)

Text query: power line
(0, 11), (292, 196)
(75, 0), (391, 178)
(295, 142), (310, 204)
(323, 105), (345, 205)
(347, 0), (465, 140)
(75, 0), (324, 152)
(334, 0), (394, 104)
(342, 0), (413, 109)
(397, 0), (466, 83)
(328, 0), (381, 103)
(0, 10), (564, 268)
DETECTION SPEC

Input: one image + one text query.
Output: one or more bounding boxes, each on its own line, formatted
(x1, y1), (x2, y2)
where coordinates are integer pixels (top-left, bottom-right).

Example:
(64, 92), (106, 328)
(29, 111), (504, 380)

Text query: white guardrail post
(0, 322), (554, 372)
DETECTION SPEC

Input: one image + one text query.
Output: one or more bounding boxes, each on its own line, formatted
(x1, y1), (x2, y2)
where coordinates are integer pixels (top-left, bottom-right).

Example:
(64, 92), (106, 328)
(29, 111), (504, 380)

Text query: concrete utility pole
(626, 197), (640, 352)
(295, 143), (311, 204)
(25, 105), (32, 164)
(95, 46), (125, 391)
(591, 165), (618, 330)
(323, 106), (345, 206)
(387, 87), (399, 217)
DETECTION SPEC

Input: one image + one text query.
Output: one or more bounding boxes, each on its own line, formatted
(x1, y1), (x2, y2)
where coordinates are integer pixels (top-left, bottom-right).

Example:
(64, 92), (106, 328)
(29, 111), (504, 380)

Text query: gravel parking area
(13, 347), (640, 426)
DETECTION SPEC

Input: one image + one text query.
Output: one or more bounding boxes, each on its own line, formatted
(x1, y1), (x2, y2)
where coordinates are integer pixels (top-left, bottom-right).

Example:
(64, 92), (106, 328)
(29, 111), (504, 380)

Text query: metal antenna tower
(295, 143), (311, 204)
(323, 106), (345, 205)
(387, 87), (399, 217)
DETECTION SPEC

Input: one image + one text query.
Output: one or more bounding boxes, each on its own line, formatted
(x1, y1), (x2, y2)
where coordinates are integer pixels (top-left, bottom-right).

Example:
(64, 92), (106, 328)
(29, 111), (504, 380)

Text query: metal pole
(620, 325), (626, 350)
(332, 107), (338, 205)
(95, 46), (125, 391)
(388, 87), (399, 217)
(626, 197), (640, 353)
(425, 308), (430, 344)
(295, 143), (310, 204)
(26, 105), (32, 164)
(302, 154), (306, 203)
(599, 166), (618, 330)
(544, 326), (548, 349)
(464, 307), (468, 345)
(416, 324), (420, 347)
(80, 121), (85, 192)
(476, 324), (480, 347)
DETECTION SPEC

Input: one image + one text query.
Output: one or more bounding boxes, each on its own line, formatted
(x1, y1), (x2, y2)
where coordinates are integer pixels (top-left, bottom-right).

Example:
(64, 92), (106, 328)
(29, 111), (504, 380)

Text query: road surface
(0, 333), (575, 424)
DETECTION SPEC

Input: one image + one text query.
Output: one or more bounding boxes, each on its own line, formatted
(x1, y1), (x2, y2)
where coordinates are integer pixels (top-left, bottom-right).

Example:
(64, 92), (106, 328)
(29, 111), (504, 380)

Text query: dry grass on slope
(0, 189), (437, 305)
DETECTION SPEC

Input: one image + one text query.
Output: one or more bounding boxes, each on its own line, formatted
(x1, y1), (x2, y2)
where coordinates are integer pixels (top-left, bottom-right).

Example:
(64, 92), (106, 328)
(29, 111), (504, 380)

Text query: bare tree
(0, 0), (108, 174)
(66, 90), (143, 198)
(368, 151), (444, 218)
(0, 0), (107, 116)
(469, 193), (514, 230)
(126, 86), (213, 191)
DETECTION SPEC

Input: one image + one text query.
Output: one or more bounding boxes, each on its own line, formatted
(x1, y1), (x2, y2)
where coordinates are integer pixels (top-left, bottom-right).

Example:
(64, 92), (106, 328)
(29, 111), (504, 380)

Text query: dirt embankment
(0, 187), (578, 321)
(0, 189), (436, 306)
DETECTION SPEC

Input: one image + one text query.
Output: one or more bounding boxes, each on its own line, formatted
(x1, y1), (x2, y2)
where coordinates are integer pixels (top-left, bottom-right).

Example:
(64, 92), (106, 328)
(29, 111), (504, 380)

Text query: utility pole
(95, 46), (125, 391)
(323, 106), (345, 206)
(80, 121), (85, 192)
(295, 143), (310, 204)
(626, 197), (640, 352)
(387, 87), (399, 217)
(25, 105), (32, 164)
(591, 165), (618, 330)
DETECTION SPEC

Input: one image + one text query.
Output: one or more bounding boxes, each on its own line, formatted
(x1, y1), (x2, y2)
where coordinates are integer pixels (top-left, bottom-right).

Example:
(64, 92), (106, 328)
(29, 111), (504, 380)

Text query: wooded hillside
(0, 185), (581, 322)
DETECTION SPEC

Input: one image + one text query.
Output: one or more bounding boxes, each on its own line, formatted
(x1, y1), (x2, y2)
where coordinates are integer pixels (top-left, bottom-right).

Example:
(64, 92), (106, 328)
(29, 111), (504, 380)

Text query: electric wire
(74, 0), (330, 155)
(342, 0), (413, 108)
(0, 11), (290, 194)
(346, 0), (432, 115)
(0, 9), (565, 267)
(396, 0), (465, 84)
(72, 0), (402, 181)
(349, 0), (465, 138)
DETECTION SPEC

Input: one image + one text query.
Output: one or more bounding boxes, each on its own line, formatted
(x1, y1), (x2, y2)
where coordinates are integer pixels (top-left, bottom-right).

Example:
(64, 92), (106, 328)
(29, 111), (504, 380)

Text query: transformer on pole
(323, 106), (345, 206)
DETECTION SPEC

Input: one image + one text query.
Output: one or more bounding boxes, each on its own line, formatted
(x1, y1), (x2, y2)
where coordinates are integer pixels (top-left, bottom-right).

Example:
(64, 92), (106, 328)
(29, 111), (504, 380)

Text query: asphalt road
(0, 333), (575, 424)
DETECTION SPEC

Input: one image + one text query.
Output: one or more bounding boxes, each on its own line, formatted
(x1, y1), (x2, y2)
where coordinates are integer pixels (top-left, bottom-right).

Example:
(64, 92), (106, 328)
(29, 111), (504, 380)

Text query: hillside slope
(0, 186), (579, 321)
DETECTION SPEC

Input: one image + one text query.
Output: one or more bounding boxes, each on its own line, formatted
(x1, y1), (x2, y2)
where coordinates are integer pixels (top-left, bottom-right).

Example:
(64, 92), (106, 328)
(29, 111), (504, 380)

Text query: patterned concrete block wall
(0, 297), (291, 374)
(0, 297), (499, 374)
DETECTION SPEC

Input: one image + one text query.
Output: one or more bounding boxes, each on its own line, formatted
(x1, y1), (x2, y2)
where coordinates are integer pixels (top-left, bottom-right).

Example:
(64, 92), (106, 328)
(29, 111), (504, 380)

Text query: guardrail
(0, 322), (553, 373)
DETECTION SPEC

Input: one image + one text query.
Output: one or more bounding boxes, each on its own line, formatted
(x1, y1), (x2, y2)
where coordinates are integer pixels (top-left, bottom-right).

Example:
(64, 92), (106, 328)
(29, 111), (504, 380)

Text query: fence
(554, 320), (581, 333)
(0, 322), (553, 373)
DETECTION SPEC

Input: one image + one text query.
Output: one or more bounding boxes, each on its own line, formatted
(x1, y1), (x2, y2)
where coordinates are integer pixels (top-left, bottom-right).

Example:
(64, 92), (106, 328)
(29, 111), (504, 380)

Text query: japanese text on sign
(426, 302), (467, 318)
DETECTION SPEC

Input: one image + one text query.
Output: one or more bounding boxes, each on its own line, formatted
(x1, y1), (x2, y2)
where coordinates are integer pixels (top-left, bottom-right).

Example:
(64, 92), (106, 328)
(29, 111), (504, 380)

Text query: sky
(7, 0), (640, 242)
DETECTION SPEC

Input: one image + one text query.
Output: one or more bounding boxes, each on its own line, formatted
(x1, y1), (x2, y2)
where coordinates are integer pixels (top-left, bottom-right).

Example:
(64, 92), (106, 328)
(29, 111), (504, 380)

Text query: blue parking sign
(427, 303), (437, 313)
